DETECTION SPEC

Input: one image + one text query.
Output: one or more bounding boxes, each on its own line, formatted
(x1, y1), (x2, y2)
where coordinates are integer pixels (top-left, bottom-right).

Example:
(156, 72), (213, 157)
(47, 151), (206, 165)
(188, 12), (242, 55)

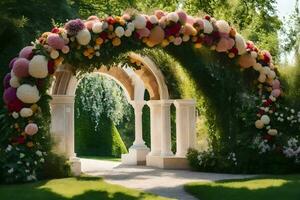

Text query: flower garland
(2, 10), (282, 181)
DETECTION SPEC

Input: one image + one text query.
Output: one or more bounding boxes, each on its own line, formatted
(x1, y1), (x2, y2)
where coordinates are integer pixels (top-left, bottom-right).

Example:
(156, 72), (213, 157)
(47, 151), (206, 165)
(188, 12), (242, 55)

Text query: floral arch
(1, 10), (282, 182)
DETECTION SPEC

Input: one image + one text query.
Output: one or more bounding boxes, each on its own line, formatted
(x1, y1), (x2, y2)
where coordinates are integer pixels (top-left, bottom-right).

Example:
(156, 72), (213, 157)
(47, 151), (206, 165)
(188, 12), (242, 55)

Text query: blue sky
(276, 0), (297, 19)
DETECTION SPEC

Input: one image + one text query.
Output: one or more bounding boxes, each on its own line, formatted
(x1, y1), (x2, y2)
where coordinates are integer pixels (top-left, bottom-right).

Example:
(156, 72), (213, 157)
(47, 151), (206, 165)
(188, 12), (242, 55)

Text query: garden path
(81, 158), (255, 200)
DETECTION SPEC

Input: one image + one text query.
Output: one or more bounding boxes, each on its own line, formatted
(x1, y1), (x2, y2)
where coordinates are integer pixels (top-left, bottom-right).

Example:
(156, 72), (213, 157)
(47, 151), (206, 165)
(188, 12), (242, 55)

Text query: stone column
(147, 100), (162, 156)
(131, 100), (147, 147)
(160, 100), (174, 157)
(50, 95), (81, 175)
(174, 99), (196, 157)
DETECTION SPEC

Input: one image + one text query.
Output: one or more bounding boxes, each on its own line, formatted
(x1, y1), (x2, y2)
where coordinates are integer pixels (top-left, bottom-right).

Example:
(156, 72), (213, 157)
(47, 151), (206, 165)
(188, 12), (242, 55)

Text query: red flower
(17, 136), (25, 144)
(7, 99), (24, 112)
(48, 60), (55, 75)
(51, 27), (60, 34)
(106, 16), (116, 25)
(146, 21), (154, 30)
(263, 134), (273, 141)
(263, 54), (270, 63)
(229, 47), (238, 55)
(204, 15), (211, 20)
(99, 32), (108, 40)
(258, 109), (265, 115)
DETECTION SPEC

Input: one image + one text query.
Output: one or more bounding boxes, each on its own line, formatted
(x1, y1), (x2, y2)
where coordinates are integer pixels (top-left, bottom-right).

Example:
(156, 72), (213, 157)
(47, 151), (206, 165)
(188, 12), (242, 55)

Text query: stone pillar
(131, 101), (147, 147)
(174, 99), (196, 157)
(147, 100), (162, 156)
(160, 100), (174, 157)
(50, 95), (81, 175)
(121, 100), (149, 165)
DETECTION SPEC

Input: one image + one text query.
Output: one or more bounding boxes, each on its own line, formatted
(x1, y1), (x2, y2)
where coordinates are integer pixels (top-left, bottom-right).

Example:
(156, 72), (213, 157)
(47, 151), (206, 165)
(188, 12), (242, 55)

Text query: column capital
(174, 99), (196, 108)
(130, 100), (146, 108)
(160, 99), (174, 107)
(147, 100), (161, 107)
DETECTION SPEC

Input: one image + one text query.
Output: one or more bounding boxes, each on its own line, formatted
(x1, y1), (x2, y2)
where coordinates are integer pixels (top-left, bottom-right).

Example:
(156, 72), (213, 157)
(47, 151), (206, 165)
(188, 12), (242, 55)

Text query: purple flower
(64, 19), (85, 36)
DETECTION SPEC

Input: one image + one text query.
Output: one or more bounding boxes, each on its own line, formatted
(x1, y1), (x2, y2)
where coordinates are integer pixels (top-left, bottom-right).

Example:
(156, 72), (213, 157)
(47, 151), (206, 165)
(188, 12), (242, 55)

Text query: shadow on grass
(0, 177), (165, 200)
(184, 175), (300, 200)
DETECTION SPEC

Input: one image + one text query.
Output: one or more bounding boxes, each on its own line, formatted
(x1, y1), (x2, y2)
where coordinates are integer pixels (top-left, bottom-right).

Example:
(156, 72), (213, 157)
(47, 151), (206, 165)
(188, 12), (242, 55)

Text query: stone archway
(50, 54), (197, 173)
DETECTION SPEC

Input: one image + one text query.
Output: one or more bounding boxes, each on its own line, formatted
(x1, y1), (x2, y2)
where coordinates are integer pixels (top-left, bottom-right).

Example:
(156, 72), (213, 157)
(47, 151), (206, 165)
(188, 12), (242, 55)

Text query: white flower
(203, 19), (213, 34)
(8, 168), (14, 174)
(20, 108), (33, 118)
(167, 12), (179, 23)
(115, 26), (125, 38)
(10, 76), (20, 88)
(261, 115), (270, 125)
(133, 15), (146, 29)
(5, 145), (12, 152)
(216, 20), (230, 33)
(50, 50), (59, 59)
(40, 158), (45, 163)
(149, 15), (158, 24)
(12, 112), (19, 119)
(235, 34), (247, 55)
(92, 22), (103, 33)
(127, 22), (135, 31)
(16, 84), (40, 104)
(36, 150), (43, 157)
(20, 153), (25, 158)
(124, 29), (132, 37)
(29, 55), (48, 78)
(76, 29), (91, 45)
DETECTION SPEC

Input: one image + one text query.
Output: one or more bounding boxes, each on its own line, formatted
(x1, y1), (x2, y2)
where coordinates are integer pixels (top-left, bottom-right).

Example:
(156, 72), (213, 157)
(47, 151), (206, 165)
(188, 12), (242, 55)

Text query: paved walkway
(80, 158), (255, 200)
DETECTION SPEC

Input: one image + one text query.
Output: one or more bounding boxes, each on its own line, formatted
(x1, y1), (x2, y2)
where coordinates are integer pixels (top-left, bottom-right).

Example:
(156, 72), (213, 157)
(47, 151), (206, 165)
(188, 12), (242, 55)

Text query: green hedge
(75, 106), (128, 157)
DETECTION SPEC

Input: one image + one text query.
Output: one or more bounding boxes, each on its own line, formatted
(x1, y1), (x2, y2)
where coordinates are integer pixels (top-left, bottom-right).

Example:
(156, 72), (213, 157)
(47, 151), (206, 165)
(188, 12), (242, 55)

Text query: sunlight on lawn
(209, 179), (289, 190)
(184, 175), (300, 200)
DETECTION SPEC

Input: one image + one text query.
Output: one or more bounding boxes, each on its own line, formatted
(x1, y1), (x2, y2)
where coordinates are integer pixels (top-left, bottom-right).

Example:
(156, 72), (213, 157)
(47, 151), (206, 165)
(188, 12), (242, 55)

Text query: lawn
(0, 176), (169, 200)
(184, 175), (300, 200)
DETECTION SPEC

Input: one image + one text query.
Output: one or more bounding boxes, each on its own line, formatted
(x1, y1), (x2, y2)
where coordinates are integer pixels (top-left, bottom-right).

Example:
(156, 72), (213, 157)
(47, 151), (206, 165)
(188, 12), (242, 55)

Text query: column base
(146, 155), (190, 169)
(69, 157), (81, 176)
(121, 145), (150, 165)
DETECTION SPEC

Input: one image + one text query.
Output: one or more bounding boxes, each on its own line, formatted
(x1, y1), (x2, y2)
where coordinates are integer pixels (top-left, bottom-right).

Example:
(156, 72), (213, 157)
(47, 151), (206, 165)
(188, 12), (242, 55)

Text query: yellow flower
(95, 37), (103, 45)
(87, 48), (95, 54)
(228, 52), (235, 58)
(112, 37), (121, 46)
(161, 39), (169, 47)
(194, 43), (202, 49)
(83, 50), (90, 57)
(27, 141), (34, 148)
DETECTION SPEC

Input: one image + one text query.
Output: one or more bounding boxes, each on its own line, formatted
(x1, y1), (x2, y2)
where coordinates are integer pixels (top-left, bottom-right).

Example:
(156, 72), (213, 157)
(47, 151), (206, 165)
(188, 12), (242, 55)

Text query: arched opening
(49, 54), (196, 171)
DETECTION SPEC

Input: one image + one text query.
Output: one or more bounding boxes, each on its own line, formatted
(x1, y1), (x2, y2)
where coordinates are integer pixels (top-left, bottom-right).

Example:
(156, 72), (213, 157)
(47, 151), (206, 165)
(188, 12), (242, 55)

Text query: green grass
(80, 156), (121, 162)
(184, 175), (300, 200)
(0, 176), (169, 200)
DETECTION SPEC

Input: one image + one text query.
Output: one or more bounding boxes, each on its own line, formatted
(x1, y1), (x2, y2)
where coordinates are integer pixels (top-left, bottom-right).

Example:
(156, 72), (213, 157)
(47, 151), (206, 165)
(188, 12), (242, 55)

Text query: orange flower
(95, 37), (103, 45)
(27, 141), (34, 148)
(112, 37), (121, 46)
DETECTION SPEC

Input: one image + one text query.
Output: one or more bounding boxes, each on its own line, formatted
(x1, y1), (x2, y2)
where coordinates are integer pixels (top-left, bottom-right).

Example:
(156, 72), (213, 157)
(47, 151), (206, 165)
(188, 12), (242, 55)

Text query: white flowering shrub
(75, 73), (132, 131)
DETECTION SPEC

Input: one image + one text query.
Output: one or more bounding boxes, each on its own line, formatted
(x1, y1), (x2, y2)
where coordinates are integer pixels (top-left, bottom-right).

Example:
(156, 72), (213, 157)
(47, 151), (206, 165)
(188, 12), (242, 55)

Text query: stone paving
(80, 158), (256, 200)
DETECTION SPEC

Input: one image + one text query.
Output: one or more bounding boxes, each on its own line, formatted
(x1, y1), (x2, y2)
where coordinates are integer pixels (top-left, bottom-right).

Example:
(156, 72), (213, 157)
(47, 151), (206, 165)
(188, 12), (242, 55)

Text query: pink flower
(25, 123), (39, 136)
(3, 87), (17, 104)
(47, 34), (65, 50)
(64, 19), (85, 36)
(19, 46), (34, 59)
(13, 58), (30, 78)
(3, 73), (11, 89)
